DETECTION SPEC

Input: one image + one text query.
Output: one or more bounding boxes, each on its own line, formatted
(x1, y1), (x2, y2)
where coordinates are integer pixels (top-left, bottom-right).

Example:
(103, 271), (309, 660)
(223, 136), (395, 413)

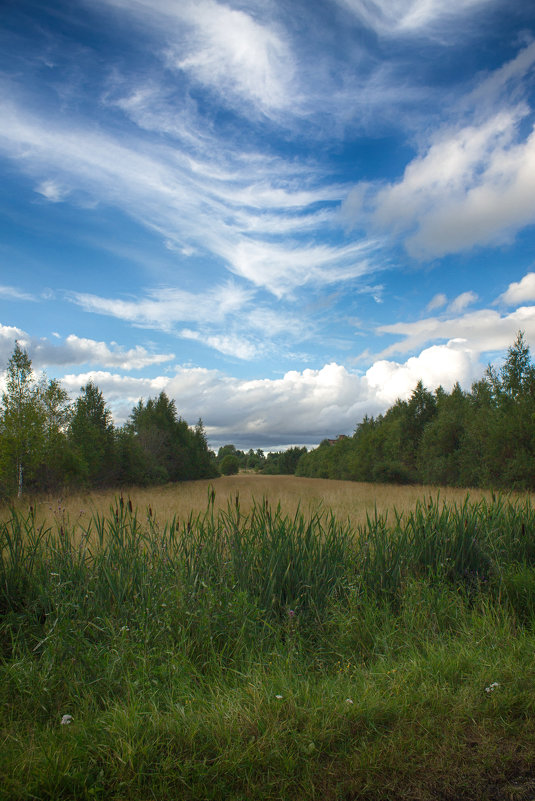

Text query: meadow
(2, 476), (535, 800)
(4, 473), (498, 532)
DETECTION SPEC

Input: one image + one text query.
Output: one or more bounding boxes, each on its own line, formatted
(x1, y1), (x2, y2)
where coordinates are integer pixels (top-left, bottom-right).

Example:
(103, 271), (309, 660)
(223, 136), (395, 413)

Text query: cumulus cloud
(0, 318), (524, 450)
(343, 42), (535, 260)
(55, 340), (485, 449)
(0, 324), (26, 364)
(0, 325), (173, 370)
(366, 340), (480, 405)
(377, 305), (535, 357)
(498, 272), (535, 305)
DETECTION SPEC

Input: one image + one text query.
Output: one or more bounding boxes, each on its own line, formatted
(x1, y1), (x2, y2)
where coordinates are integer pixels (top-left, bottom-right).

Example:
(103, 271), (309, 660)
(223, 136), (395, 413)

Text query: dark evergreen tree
(68, 382), (115, 487)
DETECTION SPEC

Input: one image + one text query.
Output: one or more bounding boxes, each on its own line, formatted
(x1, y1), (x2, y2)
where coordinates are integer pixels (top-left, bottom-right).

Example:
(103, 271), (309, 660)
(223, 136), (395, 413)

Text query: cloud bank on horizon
(1, 0), (535, 449)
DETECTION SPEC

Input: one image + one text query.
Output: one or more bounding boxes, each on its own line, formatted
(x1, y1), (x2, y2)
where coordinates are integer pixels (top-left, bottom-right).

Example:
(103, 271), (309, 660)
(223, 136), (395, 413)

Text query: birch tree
(0, 343), (43, 497)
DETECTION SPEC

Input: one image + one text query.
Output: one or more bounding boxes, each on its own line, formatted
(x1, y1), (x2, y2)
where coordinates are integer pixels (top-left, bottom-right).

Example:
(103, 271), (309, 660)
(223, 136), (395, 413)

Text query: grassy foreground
(2, 485), (535, 800)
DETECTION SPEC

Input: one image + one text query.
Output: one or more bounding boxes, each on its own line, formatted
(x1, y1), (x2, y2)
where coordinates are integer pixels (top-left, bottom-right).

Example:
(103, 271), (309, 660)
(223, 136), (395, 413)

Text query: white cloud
(335, 0), (495, 37)
(167, 0), (295, 116)
(69, 282), (253, 330)
(0, 324), (27, 364)
(427, 292), (447, 312)
(221, 237), (379, 297)
(1, 316), (527, 450)
(93, 0), (296, 118)
(55, 341), (484, 449)
(499, 272), (535, 305)
(36, 179), (69, 202)
(0, 325), (173, 370)
(343, 43), (535, 260)
(51, 336), (174, 370)
(0, 285), (36, 301)
(377, 305), (535, 357)
(0, 93), (370, 296)
(68, 284), (318, 360)
(180, 329), (260, 360)
(365, 340), (479, 405)
(447, 291), (478, 314)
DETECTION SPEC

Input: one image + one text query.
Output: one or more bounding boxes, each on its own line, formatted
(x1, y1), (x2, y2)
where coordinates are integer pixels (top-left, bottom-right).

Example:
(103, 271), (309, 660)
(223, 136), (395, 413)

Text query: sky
(1, 0), (535, 451)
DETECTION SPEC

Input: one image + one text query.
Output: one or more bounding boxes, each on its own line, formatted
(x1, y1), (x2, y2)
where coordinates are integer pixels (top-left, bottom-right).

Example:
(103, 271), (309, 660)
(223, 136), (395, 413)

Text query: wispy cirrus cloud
(335, 0), (495, 38)
(0, 285), (36, 301)
(69, 282), (253, 331)
(0, 91), (371, 299)
(93, 0), (296, 118)
(68, 283), (314, 360)
(166, 0), (296, 117)
(179, 329), (260, 361)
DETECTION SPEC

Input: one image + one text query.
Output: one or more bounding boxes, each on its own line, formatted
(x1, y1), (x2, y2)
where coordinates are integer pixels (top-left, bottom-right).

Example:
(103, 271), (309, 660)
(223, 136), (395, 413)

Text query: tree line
(296, 332), (535, 490)
(214, 444), (307, 475)
(0, 344), (218, 498)
(4, 333), (533, 496)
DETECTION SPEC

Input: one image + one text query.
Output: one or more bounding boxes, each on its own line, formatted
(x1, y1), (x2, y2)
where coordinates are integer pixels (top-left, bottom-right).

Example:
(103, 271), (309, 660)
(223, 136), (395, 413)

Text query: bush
(220, 454), (239, 475)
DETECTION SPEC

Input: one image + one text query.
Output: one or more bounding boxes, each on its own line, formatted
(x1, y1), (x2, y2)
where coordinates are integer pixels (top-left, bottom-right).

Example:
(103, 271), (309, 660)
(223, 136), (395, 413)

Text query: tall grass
(2, 490), (535, 800)
(2, 473), (499, 532)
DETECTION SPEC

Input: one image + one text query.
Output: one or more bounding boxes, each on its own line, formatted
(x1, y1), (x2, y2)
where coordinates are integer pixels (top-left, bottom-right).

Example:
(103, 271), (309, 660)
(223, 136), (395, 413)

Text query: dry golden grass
(2, 473), (506, 532)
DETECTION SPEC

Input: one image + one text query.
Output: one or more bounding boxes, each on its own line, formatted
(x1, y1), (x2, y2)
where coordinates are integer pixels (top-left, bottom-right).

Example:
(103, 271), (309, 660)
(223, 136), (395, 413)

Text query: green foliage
(216, 445), (266, 472)
(3, 495), (535, 799)
(261, 446), (307, 475)
(68, 381), (115, 487)
(219, 453), (239, 475)
(299, 331), (535, 490)
(0, 346), (218, 498)
(0, 343), (44, 497)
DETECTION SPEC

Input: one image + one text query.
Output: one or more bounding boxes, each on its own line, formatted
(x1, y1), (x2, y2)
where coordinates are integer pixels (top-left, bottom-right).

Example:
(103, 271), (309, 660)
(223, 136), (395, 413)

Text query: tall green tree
(418, 384), (468, 485)
(129, 393), (217, 483)
(68, 381), (115, 486)
(38, 377), (73, 491)
(484, 331), (535, 488)
(0, 343), (44, 497)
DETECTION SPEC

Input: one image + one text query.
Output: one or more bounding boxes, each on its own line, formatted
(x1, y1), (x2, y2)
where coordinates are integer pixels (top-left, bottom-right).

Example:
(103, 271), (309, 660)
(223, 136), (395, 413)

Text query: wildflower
(345, 698), (354, 704)
(275, 695), (283, 700)
(288, 609), (295, 618)
(485, 682), (500, 693)
(60, 714), (73, 725)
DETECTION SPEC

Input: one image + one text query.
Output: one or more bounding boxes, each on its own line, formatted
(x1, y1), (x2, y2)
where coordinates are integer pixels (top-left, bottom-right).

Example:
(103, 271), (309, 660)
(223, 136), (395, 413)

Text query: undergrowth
(2, 491), (535, 800)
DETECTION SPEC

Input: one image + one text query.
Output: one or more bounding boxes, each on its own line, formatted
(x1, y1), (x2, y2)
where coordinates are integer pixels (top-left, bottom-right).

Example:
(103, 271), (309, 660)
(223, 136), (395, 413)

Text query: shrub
(220, 454), (239, 475)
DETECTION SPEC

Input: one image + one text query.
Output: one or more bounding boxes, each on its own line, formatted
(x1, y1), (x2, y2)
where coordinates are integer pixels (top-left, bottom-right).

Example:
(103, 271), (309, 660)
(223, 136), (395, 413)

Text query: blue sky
(1, 0), (535, 450)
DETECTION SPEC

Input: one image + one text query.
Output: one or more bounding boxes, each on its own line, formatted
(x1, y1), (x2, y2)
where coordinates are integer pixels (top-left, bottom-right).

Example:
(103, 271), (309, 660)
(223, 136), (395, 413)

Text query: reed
(2, 489), (535, 801)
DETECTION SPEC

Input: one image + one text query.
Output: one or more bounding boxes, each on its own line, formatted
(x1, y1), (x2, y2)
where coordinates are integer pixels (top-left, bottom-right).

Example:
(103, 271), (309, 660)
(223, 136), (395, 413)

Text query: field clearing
(3, 479), (535, 799)
(3, 473), (507, 533)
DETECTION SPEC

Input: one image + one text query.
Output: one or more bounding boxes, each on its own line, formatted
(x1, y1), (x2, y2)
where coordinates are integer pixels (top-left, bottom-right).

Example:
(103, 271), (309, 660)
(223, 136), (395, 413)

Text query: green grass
(2, 493), (535, 800)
